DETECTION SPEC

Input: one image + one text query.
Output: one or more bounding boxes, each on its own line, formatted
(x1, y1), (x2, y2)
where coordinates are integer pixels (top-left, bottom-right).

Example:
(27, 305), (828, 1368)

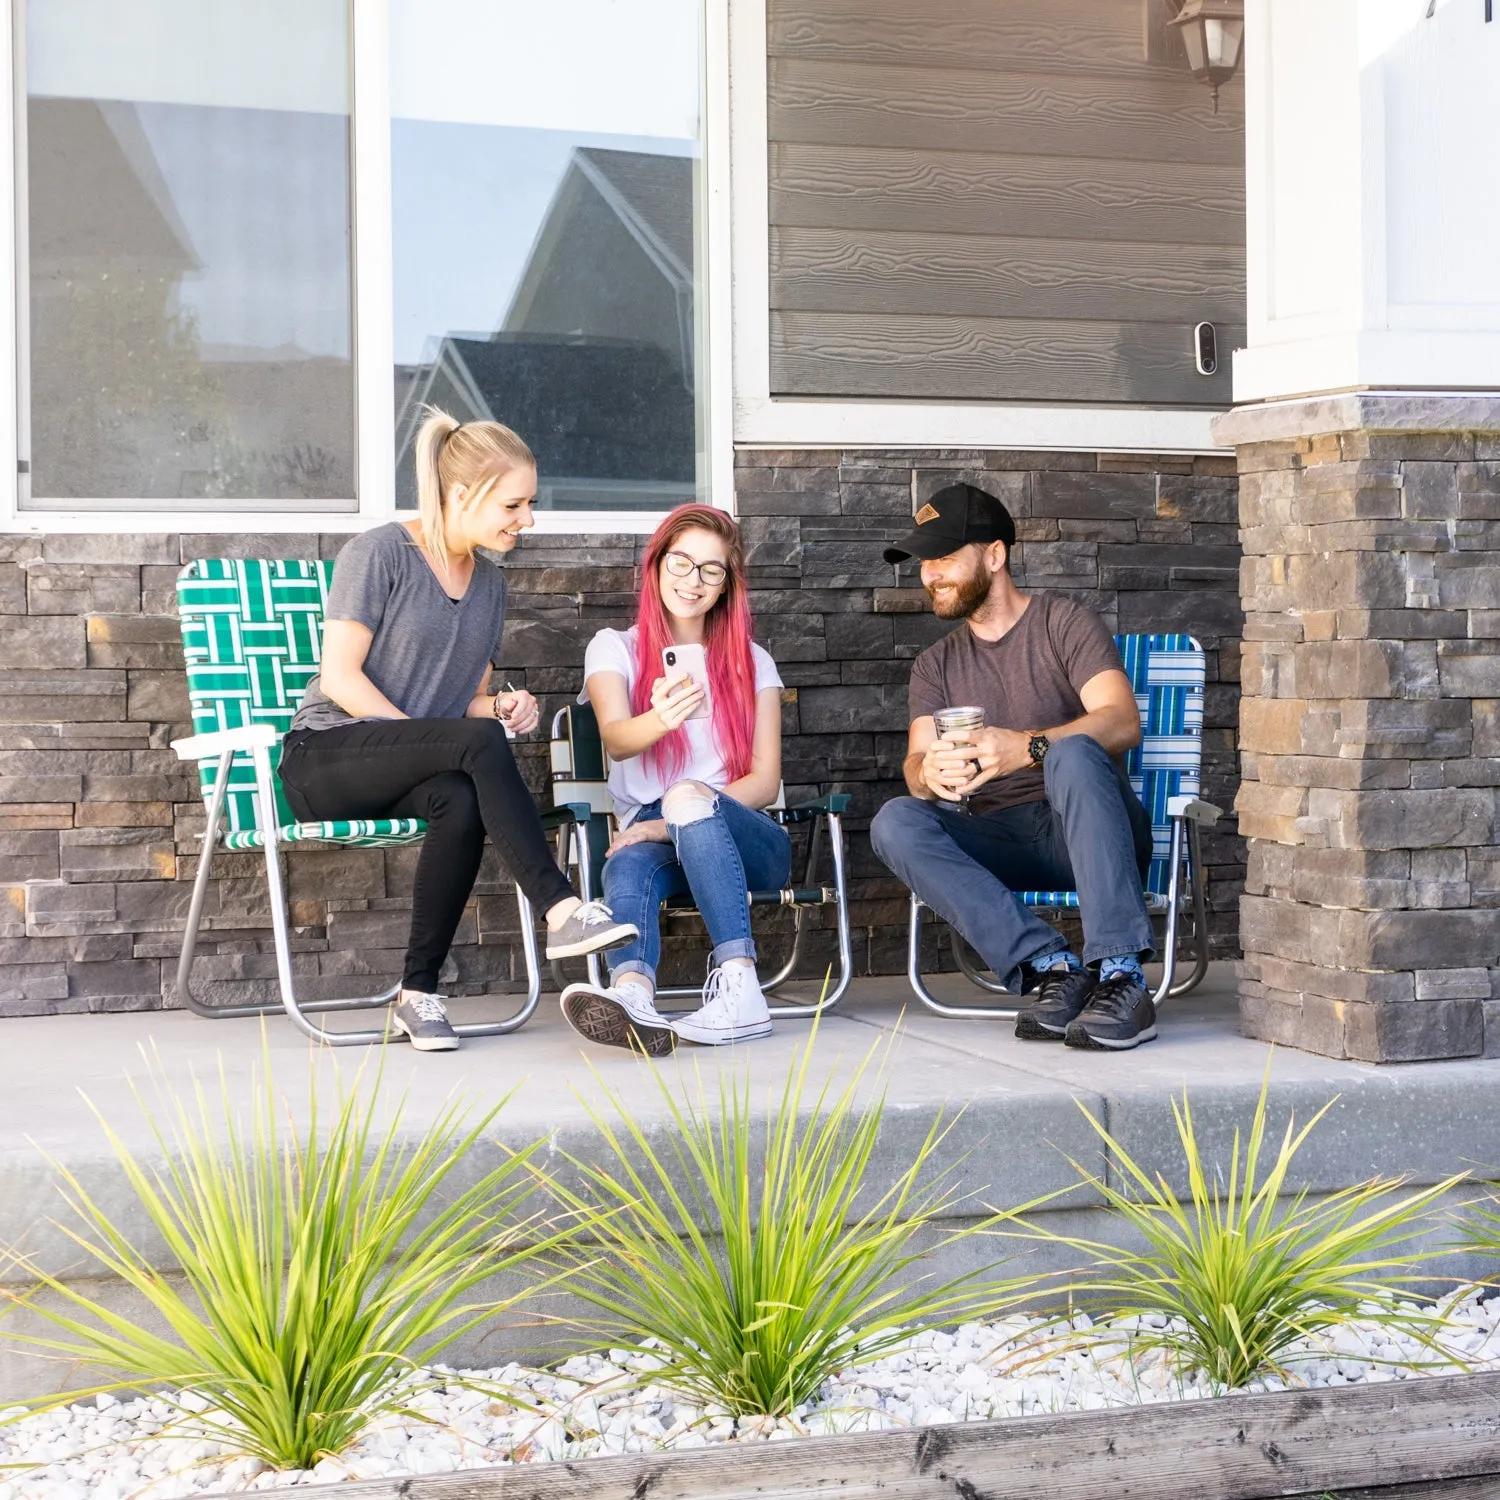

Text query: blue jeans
(870, 735), (1154, 993)
(601, 792), (792, 985)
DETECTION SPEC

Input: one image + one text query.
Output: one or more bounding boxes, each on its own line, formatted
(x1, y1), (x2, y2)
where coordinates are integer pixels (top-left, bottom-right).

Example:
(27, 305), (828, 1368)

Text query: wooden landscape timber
(203, 1371), (1500, 1500)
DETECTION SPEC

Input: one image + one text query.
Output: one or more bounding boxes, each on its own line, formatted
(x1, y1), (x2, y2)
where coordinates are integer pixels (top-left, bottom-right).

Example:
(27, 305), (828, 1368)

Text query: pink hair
(631, 505), (757, 785)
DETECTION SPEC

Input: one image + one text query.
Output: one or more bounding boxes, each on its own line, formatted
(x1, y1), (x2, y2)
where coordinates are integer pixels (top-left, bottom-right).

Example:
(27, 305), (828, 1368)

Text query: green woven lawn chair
(171, 558), (587, 1046)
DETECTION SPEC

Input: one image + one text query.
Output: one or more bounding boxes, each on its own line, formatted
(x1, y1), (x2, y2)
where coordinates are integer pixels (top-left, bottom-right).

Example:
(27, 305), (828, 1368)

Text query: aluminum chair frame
(549, 704), (855, 1017)
(904, 632), (1221, 1019)
(172, 558), (581, 1047)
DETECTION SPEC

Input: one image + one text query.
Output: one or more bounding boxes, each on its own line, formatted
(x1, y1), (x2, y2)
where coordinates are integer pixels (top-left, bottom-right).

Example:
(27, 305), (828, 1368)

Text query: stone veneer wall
(1224, 396), (1500, 1062)
(0, 446), (1242, 1016)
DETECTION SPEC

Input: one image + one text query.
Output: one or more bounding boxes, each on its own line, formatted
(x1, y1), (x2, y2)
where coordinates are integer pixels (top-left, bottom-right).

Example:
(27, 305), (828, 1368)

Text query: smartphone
(661, 644), (712, 721)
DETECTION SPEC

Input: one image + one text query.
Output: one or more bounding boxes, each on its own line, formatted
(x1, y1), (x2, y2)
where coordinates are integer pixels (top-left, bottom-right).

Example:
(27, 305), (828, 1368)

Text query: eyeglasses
(663, 550), (728, 587)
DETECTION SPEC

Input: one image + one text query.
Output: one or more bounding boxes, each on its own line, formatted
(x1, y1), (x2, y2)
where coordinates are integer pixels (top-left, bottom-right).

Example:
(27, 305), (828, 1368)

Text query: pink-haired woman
(560, 505), (788, 1053)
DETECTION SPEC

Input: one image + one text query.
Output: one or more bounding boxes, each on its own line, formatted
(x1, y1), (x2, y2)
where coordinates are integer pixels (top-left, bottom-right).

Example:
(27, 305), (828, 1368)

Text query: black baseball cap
(883, 482), (1017, 564)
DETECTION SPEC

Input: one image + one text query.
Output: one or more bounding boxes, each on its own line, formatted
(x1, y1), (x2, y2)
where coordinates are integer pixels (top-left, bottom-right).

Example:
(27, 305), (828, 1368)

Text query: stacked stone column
(1217, 396), (1500, 1063)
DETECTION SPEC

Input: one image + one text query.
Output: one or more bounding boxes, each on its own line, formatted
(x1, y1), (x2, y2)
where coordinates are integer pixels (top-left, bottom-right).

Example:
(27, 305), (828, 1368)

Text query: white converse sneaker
(673, 964), (773, 1046)
(560, 980), (677, 1057)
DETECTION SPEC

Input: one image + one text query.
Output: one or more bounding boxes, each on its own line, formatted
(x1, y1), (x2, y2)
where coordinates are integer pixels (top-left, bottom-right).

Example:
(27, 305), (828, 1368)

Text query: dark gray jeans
(870, 735), (1154, 993)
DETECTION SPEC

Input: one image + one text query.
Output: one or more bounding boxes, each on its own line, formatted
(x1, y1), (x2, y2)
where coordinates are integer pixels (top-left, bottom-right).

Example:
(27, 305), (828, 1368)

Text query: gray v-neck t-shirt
(291, 523), (508, 732)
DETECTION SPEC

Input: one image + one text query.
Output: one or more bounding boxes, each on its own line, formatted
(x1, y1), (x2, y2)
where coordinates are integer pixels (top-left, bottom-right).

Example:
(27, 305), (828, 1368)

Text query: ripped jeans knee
(661, 779), (718, 827)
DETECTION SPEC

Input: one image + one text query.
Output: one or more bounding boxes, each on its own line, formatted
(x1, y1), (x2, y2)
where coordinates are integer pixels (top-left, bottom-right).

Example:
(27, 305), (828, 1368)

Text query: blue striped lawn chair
(907, 633), (1221, 1017)
(171, 558), (587, 1046)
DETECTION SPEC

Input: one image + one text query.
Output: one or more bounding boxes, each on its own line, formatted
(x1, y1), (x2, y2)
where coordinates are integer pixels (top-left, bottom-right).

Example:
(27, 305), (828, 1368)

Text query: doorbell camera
(1194, 321), (1218, 377)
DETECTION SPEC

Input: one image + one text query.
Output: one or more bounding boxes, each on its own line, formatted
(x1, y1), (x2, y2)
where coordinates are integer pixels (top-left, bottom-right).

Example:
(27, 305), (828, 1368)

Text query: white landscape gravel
(5, 1292), (1500, 1499)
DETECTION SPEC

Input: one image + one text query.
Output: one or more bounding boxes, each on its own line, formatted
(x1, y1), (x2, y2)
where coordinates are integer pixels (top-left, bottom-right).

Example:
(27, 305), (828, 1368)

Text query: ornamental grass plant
(540, 1017), (1025, 1419)
(1, 1041), (550, 1471)
(1010, 1065), (1464, 1390)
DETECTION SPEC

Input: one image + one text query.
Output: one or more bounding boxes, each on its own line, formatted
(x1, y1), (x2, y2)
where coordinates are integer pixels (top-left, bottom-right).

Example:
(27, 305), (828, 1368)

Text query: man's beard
(925, 569), (992, 620)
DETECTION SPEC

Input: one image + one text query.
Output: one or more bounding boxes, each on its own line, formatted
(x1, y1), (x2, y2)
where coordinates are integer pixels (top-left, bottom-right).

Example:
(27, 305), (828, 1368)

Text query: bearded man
(871, 482), (1159, 1050)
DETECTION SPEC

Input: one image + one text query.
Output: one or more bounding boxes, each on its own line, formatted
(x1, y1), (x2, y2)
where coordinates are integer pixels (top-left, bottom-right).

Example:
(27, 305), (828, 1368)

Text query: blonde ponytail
(411, 406), (537, 582)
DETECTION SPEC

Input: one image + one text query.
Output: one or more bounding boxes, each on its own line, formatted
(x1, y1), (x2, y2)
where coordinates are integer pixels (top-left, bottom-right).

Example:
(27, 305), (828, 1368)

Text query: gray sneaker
(545, 900), (639, 960)
(391, 990), (460, 1052)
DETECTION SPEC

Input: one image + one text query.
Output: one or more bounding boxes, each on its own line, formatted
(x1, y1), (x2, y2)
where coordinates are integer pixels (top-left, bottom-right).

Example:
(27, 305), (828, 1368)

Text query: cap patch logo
(914, 503), (940, 525)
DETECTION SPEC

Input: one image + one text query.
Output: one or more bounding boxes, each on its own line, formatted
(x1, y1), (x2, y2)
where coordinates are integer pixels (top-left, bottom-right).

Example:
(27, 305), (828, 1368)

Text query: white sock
(617, 976), (655, 1005)
(545, 897), (581, 932)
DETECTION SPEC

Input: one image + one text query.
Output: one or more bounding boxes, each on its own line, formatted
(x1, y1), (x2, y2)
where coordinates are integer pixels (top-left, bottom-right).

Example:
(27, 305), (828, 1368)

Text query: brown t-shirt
(907, 593), (1124, 814)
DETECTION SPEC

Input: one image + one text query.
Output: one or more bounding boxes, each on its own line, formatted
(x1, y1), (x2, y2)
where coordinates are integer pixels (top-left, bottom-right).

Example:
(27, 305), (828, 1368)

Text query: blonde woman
(279, 409), (637, 1051)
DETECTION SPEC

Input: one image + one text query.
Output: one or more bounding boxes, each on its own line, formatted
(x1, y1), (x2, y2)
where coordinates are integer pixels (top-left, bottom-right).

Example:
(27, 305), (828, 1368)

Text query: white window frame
(0, 0), (729, 535)
(728, 0), (1230, 457)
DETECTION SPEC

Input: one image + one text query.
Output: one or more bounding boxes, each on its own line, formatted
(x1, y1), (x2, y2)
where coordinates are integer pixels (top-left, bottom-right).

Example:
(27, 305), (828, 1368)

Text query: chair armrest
(170, 724), (279, 761)
(776, 792), (852, 824)
(540, 802), (595, 830)
(1168, 796), (1222, 826)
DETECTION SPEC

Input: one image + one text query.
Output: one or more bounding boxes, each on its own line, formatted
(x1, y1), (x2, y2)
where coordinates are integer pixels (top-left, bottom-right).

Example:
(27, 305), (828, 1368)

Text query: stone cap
(1212, 391), (1500, 447)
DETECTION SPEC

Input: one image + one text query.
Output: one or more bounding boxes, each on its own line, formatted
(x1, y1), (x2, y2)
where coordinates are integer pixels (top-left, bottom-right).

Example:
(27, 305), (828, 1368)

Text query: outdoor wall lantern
(1167, 0), (1246, 111)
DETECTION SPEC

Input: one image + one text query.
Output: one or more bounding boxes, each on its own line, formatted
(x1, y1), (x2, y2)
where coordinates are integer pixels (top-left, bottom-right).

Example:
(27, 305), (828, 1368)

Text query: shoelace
(698, 967), (729, 1013)
(1035, 966), (1086, 1001)
(574, 900), (615, 928)
(1087, 973), (1146, 1020)
(404, 991), (449, 1023)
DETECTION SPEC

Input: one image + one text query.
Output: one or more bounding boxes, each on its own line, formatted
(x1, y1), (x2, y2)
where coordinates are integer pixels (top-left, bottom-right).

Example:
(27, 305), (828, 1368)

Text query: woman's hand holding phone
(650, 673), (704, 731)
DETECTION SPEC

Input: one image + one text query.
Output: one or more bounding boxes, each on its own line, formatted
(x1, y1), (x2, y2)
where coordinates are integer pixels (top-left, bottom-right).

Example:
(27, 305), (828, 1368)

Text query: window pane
(391, 0), (704, 512)
(20, 0), (355, 508)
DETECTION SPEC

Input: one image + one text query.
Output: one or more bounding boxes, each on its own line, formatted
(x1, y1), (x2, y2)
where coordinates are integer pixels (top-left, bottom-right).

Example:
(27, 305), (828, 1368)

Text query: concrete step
(3, 964), (1500, 1402)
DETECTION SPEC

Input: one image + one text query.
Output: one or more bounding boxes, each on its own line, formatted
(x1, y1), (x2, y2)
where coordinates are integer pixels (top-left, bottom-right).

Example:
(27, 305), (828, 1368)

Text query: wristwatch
(1027, 732), (1051, 767)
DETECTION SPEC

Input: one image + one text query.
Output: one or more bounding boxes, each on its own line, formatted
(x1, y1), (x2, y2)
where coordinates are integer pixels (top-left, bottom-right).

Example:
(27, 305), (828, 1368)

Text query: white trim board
(733, 398), (1226, 455)
(2, 508), (668, 537)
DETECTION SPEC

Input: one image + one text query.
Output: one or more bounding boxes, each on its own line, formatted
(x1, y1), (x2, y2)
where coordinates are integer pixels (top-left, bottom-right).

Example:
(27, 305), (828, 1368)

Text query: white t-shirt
(581, 626), (783, 827)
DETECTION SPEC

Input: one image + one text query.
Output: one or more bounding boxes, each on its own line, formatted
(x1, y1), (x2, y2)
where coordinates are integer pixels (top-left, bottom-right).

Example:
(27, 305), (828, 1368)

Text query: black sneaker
(1064, 974), (1158, 1051)
(1015, 967), (1096, 1042)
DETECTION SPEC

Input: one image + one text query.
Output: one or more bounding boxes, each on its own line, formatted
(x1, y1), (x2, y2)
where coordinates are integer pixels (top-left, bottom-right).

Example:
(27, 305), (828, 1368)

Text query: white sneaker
(560, 980), (677, 1057)
(673, 965), (773, 1046)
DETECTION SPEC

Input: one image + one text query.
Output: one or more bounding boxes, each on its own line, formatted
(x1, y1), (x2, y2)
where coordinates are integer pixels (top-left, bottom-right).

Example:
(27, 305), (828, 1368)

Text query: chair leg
(654, 812), (855, 1017)
(906, 893), (1021, 1019)
(174, 751), (249, 1018)
(175, 752), (395, 1023)
(950, 926), (1010, 994)
(761, 811), (854, 1018)
(1166, 817), (1212, 998)
(761, 817), (822, 997)
(1149, 819), (1187, 1009)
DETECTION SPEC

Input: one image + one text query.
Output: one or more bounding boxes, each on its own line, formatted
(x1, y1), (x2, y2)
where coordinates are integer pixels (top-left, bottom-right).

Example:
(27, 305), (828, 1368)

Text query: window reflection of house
(395, 147), (697, 511)
(27, 96), (356, 504)
(504, 148), (695, 384)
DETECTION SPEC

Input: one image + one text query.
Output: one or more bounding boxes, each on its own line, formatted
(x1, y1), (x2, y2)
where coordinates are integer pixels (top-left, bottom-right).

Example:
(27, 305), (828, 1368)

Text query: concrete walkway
(4, 963), (1500, 1400)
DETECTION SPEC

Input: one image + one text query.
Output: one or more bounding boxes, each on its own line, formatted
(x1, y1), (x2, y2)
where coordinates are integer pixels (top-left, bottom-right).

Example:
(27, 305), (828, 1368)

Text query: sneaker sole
(546, 922), (639, 960)
(390, 1015), (460, 1052)
(1063, 1022), (1159, 1052)
(561, 989), (676, 1057)
(673, 1019), (773, 1046)
(1014, 1012), (1069, 1042)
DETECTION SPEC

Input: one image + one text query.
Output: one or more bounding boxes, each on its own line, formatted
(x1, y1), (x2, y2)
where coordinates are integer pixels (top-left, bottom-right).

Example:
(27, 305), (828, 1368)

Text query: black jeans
(278, 718), (575, 993)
